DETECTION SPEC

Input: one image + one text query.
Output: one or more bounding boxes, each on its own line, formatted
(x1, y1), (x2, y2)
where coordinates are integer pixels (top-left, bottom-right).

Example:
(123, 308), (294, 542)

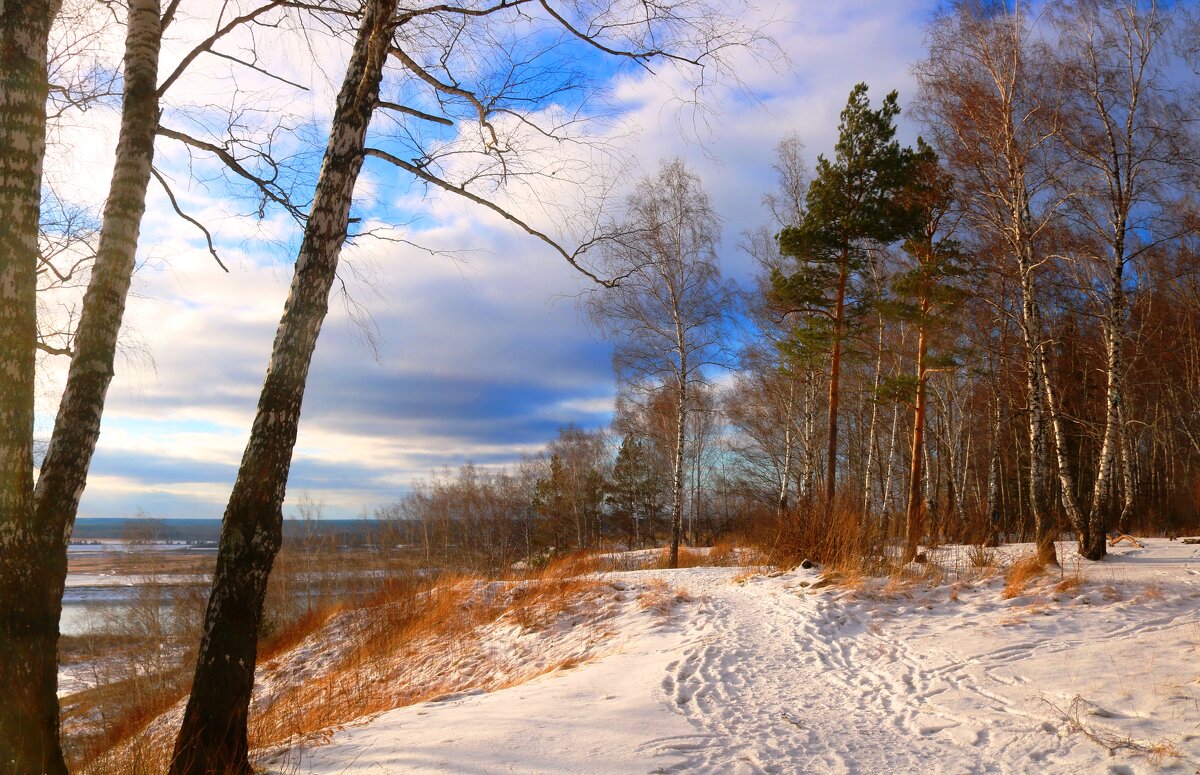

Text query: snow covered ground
(282, 538), (1200, 775)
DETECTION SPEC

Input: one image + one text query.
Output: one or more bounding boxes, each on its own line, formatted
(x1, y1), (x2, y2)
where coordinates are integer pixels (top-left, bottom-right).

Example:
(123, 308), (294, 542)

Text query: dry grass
(967, 543), (997, 569)
(540, 550), (608, 577)
(637, 579), (693, 616)
(1138, 581), (1165, 603)
(245, 571), (608, 755)
(67, 671), (191, 774)
(1003, 555), (1048, 599)
(741, 498), (888, 575)
(659, 547), (710, 568)
(258, 603), (343, 663)
(1043, 695), (1183, 765)
(76, 568), (614, 774)
(709, 538), (738, 566)
(1054, 574), (1083, 595)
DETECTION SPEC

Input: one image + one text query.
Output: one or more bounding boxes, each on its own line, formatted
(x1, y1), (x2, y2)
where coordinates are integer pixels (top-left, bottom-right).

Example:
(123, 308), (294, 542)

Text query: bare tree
(1048, 0), (1196, 559)
(589, 159), (732, 568)
(914, 0), (1068, 563)
(741, 133), (819, 515)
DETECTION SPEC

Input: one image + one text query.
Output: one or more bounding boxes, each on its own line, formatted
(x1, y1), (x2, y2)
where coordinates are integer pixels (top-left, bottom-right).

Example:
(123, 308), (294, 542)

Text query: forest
(2, 0), (1200, 774)
(397, 2), (1200, 573)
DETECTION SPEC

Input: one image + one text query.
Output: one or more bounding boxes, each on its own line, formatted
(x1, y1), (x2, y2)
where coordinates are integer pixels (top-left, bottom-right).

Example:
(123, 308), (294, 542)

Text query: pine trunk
(0, 3), (60, 772)
(825, 258), (849, 511)
(169, 3), (397, 771)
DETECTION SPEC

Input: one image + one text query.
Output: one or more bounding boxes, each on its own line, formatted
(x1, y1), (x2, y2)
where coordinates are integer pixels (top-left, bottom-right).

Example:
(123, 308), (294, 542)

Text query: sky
(43, 0), (936, 520)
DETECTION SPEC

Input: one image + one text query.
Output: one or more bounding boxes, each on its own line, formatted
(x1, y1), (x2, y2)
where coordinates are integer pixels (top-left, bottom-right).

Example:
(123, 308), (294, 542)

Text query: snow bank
(286, 539), (1200, 774)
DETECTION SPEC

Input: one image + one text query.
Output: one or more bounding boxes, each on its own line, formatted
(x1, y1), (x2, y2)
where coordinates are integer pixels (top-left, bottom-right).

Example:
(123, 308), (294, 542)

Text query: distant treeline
(72, 518), (388, 544)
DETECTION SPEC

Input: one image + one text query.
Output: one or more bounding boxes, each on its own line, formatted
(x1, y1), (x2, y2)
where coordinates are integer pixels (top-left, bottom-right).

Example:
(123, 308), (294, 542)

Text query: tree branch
(366, 146), (613, 286)
(151, 166), (230, 272)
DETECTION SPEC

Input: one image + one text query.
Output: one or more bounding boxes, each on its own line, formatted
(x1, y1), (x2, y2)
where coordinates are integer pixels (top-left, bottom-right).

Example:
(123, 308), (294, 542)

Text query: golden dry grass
(77, 569), (614, 775)
(246, 572), (608, 755)
(637, 578), (693, 616)
(1003, 555), (1047, 599)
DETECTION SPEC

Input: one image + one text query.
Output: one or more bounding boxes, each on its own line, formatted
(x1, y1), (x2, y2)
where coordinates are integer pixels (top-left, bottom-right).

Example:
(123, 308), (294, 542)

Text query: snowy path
(664, 572), (1079, 774)
(292, 542), (1200, 774)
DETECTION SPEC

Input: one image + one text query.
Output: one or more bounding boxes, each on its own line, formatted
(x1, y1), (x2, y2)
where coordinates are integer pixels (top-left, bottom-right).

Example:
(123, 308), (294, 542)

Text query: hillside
(254, 540), (1200, 774)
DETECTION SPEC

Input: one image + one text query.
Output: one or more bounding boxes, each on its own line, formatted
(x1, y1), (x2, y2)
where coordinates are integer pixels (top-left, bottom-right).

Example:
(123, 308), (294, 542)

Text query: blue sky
(43, 0), (935, 519)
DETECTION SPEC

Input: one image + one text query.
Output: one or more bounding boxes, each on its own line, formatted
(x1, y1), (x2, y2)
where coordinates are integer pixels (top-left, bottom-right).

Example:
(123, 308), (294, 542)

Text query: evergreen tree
(533, 454), (569, 551)
(771, 83), (912, 510)
(609, 436), (650, 548)
(880, 140), (969, 562)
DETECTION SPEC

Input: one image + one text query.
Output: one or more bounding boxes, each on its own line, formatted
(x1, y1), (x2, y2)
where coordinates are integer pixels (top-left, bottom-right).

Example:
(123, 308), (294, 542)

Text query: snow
(281, 539), (1200, 774)
(277, 583), (706, 774)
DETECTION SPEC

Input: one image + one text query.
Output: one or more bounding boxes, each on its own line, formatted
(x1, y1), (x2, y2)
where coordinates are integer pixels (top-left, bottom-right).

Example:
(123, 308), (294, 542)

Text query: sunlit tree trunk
(862, 300), (885, 517)
(986, 395), (1003, 544)
(170, 2), (398, 771)
(777, 377), (796, 514)
(1015, 217), (1062, 565)
(668, 332), (687, 568)
(902, 299), (931, 564)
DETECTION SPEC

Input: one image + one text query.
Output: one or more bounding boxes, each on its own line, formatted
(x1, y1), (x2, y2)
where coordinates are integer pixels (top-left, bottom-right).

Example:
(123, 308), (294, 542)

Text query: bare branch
(151, 166), (230, 272)
(365, 146), (611, 286)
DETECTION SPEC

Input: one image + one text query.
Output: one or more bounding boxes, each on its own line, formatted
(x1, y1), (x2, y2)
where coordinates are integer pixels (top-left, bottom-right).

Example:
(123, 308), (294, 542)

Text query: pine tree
(609, 436), (649, 548)
(533, 453), (569, 552)
(771, 83), (911, 510)
(880, 140), (969, 562)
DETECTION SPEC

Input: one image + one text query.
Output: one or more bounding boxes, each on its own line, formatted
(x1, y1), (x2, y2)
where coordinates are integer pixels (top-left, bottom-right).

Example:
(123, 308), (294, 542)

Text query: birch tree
(1, 3), (304, 770)
(914, 1), (1067, 563)
(742, 133), (819, 514)
(0, 2), (61, 770)
(1049, 0), (1196, 559)
(589, 159), (731, 568)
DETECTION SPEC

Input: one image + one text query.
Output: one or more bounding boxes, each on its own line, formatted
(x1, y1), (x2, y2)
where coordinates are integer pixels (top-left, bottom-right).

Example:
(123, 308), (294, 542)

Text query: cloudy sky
(46, 0), (936, 520)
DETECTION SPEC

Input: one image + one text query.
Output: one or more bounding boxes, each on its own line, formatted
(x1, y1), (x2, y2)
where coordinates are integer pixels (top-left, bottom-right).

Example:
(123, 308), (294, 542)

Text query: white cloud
(39, 0), (939, 519)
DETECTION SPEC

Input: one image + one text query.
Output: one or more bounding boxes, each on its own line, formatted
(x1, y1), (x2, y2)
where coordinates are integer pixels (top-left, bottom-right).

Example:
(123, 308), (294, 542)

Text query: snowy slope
(278, 539), (1200, 775)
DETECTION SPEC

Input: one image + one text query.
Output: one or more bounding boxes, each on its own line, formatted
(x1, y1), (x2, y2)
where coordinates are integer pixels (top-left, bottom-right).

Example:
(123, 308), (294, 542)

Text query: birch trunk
(1118, 403), (1135, 533)
(881, 401), (900, 521)
(1042, 355), (1088, 545)
(902, 311), (930, 564)
(0, 2), (57, 771)
(1015, 225), (1059, 564)
(1084, 241), (1128, 560)
(4, 2), (162, 768)
(986, 396), (1003, 544)
(668, 354), (687, 568)
(777, 377), (795, 514)
(170, 2), (398, 771)
(862, 308), (884, 517)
